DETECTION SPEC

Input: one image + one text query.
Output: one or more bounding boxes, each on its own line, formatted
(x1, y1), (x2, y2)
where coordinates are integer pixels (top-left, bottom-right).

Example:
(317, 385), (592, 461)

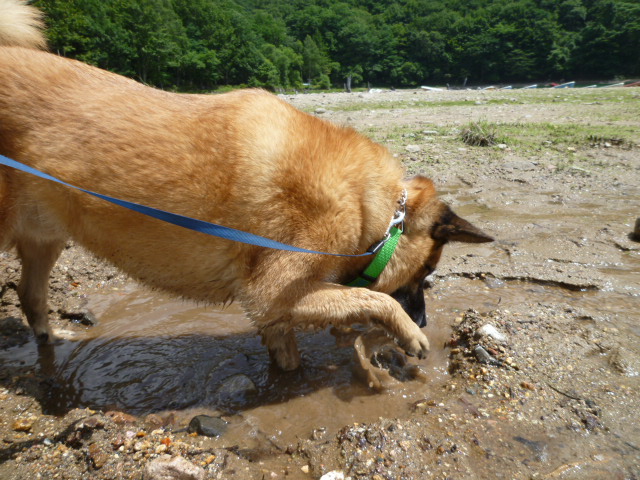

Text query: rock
(134, 440), (151, 452)
(405, 145), (421, 153)
(320, 471), (345, 480)
(145, 414), (165, 429)
(215, 374), (257, 404)
(105, 411), (137, 424)
(12, 417), (36, 432)
(187, 415), (228, 438)
(422, 130), (439, 135)
(81, 415), (106, 430)
(473, 345), (502, 366)
(144, 455), (205, 480)
(88, 442), (109, 469)
(475, 324), (507, 342)
(314, 108), (327, 114)
(483, 276), (505, 289)
(59, 309), (98, 326)
(609, 347), (639, 376)
(631, 218), (640, 242)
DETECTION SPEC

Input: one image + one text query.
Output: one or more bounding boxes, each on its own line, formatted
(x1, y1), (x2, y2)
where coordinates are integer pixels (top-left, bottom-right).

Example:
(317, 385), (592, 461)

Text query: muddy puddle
(1, 285), (455, 445)
(2, 270), (637, 450)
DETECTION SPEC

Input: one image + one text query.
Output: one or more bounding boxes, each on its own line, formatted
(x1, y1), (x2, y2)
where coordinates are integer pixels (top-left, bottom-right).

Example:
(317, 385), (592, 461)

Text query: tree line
(34, 0), (640, 90)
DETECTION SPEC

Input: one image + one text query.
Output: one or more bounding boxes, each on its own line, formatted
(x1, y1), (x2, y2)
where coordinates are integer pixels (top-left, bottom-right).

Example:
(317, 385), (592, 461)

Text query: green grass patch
(329, 98), (524, 112)
(490, 122), (638, 149)
(460, 121), (503, 147)
(360, 121), (638, 158)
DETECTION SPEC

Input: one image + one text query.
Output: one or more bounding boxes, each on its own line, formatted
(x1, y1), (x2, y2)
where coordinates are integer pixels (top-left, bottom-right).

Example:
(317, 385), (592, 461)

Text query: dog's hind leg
(259, 325), (301, 371)
(16, 237), (65, 343)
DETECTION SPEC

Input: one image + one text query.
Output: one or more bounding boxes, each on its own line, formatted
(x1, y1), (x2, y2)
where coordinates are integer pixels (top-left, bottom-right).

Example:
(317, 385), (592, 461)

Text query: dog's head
(377, 176), (493, 328)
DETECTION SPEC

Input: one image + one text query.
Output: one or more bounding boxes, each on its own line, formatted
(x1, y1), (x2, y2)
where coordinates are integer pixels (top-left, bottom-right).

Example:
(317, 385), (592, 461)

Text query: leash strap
(0, 154), (377, 257)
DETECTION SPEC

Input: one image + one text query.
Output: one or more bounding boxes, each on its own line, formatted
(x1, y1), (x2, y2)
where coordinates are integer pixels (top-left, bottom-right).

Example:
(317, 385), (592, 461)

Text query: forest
(34, 0), (640, 91)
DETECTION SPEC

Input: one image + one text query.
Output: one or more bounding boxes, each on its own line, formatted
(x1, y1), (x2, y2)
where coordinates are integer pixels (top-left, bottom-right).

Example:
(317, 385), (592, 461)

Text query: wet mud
(1, 88), (639, 479)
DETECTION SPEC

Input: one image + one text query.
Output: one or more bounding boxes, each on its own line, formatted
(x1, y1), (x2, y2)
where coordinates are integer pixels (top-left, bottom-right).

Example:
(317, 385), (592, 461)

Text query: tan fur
(0, 1), (491, 370)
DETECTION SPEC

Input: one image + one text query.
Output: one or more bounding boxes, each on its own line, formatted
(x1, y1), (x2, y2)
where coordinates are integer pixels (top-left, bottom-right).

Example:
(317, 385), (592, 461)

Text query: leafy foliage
(34, 0), (640, 90)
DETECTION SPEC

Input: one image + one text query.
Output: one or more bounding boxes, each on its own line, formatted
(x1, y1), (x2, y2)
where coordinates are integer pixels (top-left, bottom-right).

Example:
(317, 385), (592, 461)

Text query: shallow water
(2, 284), (455, 444)
(2, 271), (638, 450)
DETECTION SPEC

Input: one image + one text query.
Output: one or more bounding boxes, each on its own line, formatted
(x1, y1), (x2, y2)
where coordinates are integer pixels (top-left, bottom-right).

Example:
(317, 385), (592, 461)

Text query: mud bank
(1, 88), (639, 479)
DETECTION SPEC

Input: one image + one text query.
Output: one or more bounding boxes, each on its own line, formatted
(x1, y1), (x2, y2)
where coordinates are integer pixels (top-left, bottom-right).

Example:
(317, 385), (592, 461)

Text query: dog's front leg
(292, 283), (430, 358)
(259, 325), (301, 371)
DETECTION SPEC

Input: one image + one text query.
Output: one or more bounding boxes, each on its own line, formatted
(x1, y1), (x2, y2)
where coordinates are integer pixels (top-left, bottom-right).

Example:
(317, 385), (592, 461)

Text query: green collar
(345, 226), (403, 288)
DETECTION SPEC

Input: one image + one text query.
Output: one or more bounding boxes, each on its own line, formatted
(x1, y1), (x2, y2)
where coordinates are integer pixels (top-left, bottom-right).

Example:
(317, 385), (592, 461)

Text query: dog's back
(0, 0), (46, 49)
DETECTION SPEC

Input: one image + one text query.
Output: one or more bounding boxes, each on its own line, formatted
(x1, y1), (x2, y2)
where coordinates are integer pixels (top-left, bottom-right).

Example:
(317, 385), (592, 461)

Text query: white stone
(320, 471), (345, 480)
(144, 455), (205, 480)
(475, 324), (507, 342)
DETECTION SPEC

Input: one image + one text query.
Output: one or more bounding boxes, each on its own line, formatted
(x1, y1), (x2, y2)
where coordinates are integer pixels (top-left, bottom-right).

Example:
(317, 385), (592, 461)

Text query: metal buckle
(368, 231), (391, 254)
(366, 189), (407, 254)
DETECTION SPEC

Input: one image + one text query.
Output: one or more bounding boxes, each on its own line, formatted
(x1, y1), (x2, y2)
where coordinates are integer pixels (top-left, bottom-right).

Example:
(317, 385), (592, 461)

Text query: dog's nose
(415, 310), (427, 328)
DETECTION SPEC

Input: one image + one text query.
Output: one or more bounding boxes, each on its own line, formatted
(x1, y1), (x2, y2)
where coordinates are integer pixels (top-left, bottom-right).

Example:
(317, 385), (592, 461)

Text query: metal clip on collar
(366, 189), (407, 254)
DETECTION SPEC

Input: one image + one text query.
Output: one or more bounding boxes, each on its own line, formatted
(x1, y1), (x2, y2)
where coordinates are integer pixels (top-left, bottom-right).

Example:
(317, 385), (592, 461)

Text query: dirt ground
(1, 87), (639, 479)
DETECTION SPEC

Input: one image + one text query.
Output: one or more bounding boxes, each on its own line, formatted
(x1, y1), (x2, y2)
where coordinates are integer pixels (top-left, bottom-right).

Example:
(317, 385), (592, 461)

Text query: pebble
(405, 145), (421, 153)
(144, 455), (205, 480)
(632, 218), (640, 242)
(475, 324), (507, 342)
(62, 310), (98, 326)
(134, 440), (151, 452)
(88, 442), (109, 469)
(82, 415), (106, 430)
(145, 414), (165, 428)
(187, 415), (228, 438)
(320, 471), (344, 480)
(473, 345), (502, 366)
(105, 411), (136, 424)
(12, 417), (36, 432)
(215, 374), (257, 404)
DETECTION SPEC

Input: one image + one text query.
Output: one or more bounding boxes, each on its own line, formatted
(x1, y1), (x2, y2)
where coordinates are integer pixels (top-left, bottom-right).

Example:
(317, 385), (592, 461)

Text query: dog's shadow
(0, 317), (374, 418)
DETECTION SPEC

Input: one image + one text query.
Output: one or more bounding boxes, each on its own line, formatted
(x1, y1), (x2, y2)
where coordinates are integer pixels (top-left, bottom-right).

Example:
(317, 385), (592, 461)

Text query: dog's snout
(391, 285), (427, 328)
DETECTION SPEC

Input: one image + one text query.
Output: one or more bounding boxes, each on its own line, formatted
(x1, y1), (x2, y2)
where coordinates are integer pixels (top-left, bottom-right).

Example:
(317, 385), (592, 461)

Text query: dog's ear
(404, 175), (493, 243)
(432, 208), (493, 244)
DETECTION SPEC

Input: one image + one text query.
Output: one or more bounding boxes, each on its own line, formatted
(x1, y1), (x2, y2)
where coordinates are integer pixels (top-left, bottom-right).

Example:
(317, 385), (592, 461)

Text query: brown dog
(0, 1), (491, 370)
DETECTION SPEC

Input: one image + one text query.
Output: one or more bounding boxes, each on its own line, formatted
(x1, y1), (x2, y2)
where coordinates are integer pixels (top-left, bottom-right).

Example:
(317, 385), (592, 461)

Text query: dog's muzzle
(391, 285), (427, 328)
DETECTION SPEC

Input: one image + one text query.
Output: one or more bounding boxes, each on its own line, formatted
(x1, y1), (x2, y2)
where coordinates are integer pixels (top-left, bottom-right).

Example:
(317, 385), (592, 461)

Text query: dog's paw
(400, 332), (430, 359)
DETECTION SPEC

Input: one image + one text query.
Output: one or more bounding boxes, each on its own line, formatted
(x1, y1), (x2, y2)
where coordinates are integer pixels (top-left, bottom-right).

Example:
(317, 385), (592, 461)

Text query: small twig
(546, 383), (584, 402)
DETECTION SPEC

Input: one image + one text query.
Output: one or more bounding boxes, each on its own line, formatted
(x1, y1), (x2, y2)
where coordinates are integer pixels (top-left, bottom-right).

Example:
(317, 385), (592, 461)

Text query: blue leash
(0, 154), (375, 258)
